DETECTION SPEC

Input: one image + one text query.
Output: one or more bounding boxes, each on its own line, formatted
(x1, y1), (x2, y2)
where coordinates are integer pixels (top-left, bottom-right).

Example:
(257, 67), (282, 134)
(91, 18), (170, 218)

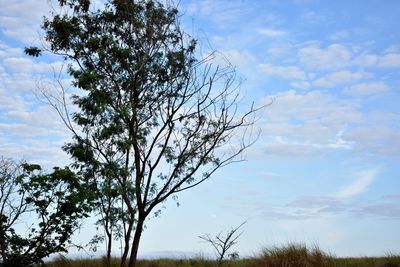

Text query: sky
(1, 0), (400, 259)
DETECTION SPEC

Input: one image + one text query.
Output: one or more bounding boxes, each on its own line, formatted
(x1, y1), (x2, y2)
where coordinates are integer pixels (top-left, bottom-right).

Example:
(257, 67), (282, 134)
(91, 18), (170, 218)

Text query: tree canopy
(26, 1), (259, 266)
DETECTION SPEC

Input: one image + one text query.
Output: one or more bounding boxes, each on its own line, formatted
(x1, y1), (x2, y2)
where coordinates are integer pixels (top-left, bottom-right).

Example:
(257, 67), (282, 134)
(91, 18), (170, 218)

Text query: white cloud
(343, 126), (400, 156)
(255, 88), (399, 159)
(219, 49), (255, 67)
(259, 63), (307, 81)
(260, 189), (400, 220)
(334, 169), (379, 199)
(295, 44), (400, 69)
(261, 90), (363, 125)
(0, 119), (65, 138)
(329, 30), (350, 41)
(0, 140), (70, 168)
(0, 123), (54, 138)
(0, 0), (49, 43)
(232, 182), (400, 221)
(0, 88), (26, 111)
(186, 0), (252, 28)
(258, 28), (286, 38)
(353, 54), (379, 67)
(366, 111), (400, 126)
(354, 203), (400, 219)
(262, 136), (351, 158)
(385, 45), (400, 53)
(0, 42), (23, 58)
(300, 10), (326, 25)
(3, 57), (64, 75)
(377, 53), (400, 68)
(298, 44), (352, 70)
(343, 81), (390, 96)
(3, 57), (35, 73)
(256, 90), (364, 157)
(0, 38), (70, 167)
(290, 80), (311, 89)
(314, 71), (370, 88)
(266, 43), (294, 59)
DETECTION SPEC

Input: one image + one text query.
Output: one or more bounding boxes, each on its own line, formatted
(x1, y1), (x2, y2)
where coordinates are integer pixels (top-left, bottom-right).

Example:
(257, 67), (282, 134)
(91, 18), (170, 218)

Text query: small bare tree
(199, 221), (246, 265)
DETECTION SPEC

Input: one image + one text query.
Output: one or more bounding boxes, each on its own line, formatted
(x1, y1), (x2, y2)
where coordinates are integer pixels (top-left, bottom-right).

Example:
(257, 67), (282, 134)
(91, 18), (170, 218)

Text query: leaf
(24, 46), (42, 57)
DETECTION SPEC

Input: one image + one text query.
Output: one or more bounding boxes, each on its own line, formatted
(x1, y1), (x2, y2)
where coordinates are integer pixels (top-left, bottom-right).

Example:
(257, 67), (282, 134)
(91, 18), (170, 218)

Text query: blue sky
(1, 0), (399, 258)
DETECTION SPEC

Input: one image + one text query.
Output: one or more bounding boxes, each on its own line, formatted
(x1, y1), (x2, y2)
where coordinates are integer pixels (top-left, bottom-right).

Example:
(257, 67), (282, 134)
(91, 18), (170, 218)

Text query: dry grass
(258, 243), (335, 267)
(43, 244), (400, 267)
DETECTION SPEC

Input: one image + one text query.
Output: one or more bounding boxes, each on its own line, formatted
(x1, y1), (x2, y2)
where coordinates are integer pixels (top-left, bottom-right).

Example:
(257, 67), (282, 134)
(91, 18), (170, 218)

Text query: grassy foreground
(44, 244), (400, 267)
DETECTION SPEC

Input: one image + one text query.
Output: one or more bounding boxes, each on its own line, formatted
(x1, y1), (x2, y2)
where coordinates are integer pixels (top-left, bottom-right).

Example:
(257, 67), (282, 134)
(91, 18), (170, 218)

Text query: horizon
(0, 0), (399, 259)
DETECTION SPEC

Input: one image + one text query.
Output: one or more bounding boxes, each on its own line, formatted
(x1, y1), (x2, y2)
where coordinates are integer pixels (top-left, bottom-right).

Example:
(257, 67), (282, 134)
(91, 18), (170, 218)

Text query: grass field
(43, 243), (400, 267)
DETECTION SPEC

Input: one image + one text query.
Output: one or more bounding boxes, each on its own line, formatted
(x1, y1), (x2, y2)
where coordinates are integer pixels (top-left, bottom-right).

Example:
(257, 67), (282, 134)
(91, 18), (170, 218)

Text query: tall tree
(26, 0), (259, 266)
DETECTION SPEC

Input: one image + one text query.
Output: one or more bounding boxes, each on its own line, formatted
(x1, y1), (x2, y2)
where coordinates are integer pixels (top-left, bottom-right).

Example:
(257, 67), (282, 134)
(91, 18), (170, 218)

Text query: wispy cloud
(257, 90), (363, 157)
(0, 0), (50, 43)
(186, 0), (253, 28)
(259, 64), (307, 81)
(258, 28), (286, 38)
(226, 190), (400, 221)
(259, 63), (311, 89)
(313, 71), (372, 88)
(300, 10), (327, 25)
(334, 169), (379, 199)
(296, 43), (400, 70)
(298, 44), (352, 70)
(353, 54), (379, 67)
(353, 203), (400, 219)
(343, 81), (390, 96)
(328, 30), (350, 41)
(377, 53), (400, 68)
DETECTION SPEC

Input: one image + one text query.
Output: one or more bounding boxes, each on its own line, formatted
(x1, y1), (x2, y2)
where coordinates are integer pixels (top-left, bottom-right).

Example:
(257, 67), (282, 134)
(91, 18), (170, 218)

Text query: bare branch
(199, 221), (246, 265)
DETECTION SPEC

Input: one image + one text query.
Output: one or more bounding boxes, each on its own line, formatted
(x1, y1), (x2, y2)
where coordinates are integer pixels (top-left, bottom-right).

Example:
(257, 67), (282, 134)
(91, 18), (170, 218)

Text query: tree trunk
(217, 256), (224, 266)
(120, 219), (134, 267)
(0, 223), (7, 264)
(106, 232), (112, 267)
(127, 217), (144, 267)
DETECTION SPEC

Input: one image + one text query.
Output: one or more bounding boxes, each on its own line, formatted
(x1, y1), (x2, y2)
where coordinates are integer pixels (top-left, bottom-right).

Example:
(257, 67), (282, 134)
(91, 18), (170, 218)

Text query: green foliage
(0, 158), (94, 267)
(24, 46), (42, 57)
